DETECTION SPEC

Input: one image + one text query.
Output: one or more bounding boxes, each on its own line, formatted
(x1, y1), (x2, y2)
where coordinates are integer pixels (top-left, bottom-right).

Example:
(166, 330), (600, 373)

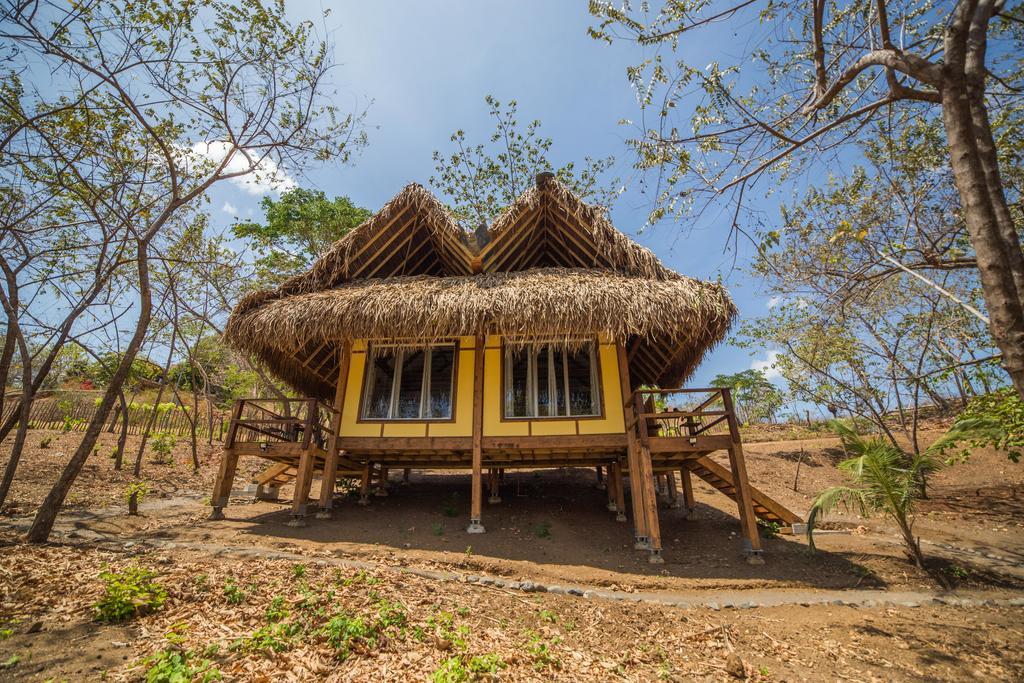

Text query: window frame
(500, 337), (604, 421)
(358, 341), (459, 422)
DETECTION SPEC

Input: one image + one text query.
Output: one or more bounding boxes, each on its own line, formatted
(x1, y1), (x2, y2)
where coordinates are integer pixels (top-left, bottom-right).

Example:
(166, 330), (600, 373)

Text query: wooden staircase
(684, 456), (802, 527)
(254, 462), (297, 488)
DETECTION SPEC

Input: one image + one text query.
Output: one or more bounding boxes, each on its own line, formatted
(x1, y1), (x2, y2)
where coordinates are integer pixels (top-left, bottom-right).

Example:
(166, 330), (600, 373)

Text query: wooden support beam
(666, 471), (680, 508)
(209, 448), (239, 520)
(288, 399), (319, 526)
(468, 334), (486, 533)
(317, 344), (350, 518)
(680, 467), (695, 517)
(488, 468), (501, 504)
(633, 392), (664, 563)
(616, 342), (649, 547)
(722, 388), (764, 563)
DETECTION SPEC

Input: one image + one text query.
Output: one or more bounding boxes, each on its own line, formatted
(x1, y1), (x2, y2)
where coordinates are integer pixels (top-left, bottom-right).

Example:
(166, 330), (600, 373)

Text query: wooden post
(595, 465), (606, 490)
(488, 467), (501, 503)
(633, 393), (664, 563)
(468, 334), (486, 533)
(666, 470), (680, 508)
(403, 467), (411, 484)
(612, 460), (627, 522)
(358, 462), (372, 505)
(615, 343), (649, 547)
(375, 466), (390, 496)
(317, 343), (350, 519)
(210, 400), (245, 519)
(722, 388), (764, 563)
(680, 467), (695, 518)
(287, 399), (318, 526)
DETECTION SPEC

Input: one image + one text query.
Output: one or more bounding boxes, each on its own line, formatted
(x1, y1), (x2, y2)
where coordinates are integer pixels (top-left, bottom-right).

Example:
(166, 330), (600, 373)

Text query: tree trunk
(27, 243), (153, 543)
(113, 389), (129, 470)
(941, 7), (1024, 399)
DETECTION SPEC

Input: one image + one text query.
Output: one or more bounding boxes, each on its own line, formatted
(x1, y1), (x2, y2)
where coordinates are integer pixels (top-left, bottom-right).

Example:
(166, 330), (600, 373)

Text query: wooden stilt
(680, 467), (695, 517)
(317, 344), (350, 519)
(358, 462), (372, 505)
(595, 465), (606, 490)
(722, 388), (763, 563)
(210, 400), (244, 519)
(616, 343), (649, 548)
(468, 334), (486, 533)
(612, 460), (627, 522)
(633, 393), (663, 563)
(288, 399), (319, 526)
(375, 466), (389, 496)
(488, 467), (501, 503)
(402, 467), (411, 483)
(666, 471), (680, 508)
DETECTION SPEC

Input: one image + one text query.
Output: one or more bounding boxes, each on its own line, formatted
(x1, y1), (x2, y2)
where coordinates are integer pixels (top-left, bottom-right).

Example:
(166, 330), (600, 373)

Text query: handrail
(227, 396), (338, 448)
(630, 386), (739, 442)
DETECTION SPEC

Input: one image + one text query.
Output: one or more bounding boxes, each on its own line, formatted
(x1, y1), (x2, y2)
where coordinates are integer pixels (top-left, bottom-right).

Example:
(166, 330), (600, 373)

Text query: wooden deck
(211, 388), (801, 561)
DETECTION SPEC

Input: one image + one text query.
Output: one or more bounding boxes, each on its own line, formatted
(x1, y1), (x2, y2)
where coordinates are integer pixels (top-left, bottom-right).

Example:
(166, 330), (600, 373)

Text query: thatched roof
(225, 176), (737, 398)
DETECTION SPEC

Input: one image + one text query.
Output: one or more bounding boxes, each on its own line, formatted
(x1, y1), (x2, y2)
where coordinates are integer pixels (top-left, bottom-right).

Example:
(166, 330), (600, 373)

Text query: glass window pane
(566, 345), (598, 416)
(553, 347), (567, 416)
(364, 350), (397, 419)
(395, 349), (425, 418)
(535, 345), (552, 417)
(426, 346), (455, 418)
(505, 347), (530, 417)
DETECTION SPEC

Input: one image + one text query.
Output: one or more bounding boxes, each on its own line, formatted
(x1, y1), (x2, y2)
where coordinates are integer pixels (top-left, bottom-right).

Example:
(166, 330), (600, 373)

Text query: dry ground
(0, 428), (1023, 681)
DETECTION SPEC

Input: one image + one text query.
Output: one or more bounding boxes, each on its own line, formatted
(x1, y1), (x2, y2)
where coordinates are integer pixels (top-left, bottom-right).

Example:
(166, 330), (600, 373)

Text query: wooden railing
(225, 398), (338, 450)
(631, 387), (740, 443)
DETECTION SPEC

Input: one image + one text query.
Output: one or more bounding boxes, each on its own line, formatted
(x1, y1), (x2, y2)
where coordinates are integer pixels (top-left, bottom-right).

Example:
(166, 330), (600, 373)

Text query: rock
(26, 621), (43, 634)
(725, 653), (746, 679)
(520, 581), (535, 592)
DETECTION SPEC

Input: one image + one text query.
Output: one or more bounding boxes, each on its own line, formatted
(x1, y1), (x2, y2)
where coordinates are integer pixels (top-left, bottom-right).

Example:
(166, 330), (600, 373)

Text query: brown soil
(1, 428), (1023, 680)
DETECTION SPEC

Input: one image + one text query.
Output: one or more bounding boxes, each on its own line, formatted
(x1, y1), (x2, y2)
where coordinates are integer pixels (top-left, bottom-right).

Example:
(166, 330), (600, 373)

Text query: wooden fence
(0, 394), (227, 440)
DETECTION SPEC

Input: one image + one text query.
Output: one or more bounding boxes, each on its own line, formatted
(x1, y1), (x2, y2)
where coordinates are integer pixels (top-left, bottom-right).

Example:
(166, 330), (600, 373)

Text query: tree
(710, 369), (784, 424)
(0, 0), (366, 542)
(808, 421), (941, 577)
(590, 0), (1024, 398)
(231, 188), (372, 288)
(430, 95), (620, 227)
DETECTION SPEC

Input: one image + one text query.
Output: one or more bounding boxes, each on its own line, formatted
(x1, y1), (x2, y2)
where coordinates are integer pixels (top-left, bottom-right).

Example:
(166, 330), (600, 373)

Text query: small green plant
(758, 519), (781, 539)
(222, 579), (245, 605)
(532, 521), (551, 539)
(527, 632), (560, 670)
(94, 566), (167, 623)
(322, 612), (375, 660)
(39, 437), (52, 449)
(265, 596), (288, 623)
(539, 609), (557, 624)
(124, 481), (150, 505)
(341, 570), (381, 586)
(945, 564), (971, 581)
(143, 647), (222, 683)
(428, 611), (469, 651)
(149, 432), (176, 465)
(232, 622), (300, 654)
(464, 545), (473, 560)
(468, 653), (505, 676)
(759, 665), (770, 677)
(1, 654), (21, 670)
(292, 563), (306, 579)
(431, 522), (445, 536)
(430, 656), (469, 683)
(0, 628), (12, 640)
(193, 574), (209, 593)
(375, 598), (407, 629)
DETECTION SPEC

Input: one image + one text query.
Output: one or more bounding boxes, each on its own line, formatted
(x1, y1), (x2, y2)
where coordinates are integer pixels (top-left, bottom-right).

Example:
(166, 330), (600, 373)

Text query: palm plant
(808, 421), (941, 568)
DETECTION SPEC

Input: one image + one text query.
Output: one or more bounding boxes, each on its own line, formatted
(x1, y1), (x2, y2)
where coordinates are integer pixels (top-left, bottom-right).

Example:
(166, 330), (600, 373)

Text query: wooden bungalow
(215, 172), (799, 564)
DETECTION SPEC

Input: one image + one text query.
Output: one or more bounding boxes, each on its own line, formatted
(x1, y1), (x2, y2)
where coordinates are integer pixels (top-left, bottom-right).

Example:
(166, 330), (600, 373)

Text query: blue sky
(206, 2), (785, 398)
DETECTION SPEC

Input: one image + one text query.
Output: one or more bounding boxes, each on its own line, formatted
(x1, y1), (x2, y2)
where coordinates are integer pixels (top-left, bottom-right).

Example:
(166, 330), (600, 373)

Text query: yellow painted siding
(340, 348), (380, 437)
(337, 335), (626, 439)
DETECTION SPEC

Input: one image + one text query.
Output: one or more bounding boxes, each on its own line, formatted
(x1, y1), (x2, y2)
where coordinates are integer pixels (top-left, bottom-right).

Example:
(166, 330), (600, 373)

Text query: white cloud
(751, 350), (782, 380)
(767, 296), (782, 309)
(222, 201), (239, 216)
(189, 141), (296, 196)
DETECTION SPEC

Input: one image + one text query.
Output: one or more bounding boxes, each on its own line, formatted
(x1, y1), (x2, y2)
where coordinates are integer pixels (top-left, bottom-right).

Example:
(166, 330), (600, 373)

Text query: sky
(203, 2), (787, 399)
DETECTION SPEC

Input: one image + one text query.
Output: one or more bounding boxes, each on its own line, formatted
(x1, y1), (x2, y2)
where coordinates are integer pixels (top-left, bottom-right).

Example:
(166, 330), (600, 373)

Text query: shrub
(125, 481), (150, 505)
(149, 432), (177, 465)
(930, 387), (1024, 463)
(94, 566), (167, 623)
(232, 622), (301, 654)
(39, 437), (52, 449)
(222, 579), (245, 605)
(430, 657), (469, 683)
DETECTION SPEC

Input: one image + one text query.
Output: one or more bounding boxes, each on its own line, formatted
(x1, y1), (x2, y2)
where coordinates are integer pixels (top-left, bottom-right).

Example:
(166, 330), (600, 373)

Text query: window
(503, 341), (601, 418)
(362, 344), (456, 420)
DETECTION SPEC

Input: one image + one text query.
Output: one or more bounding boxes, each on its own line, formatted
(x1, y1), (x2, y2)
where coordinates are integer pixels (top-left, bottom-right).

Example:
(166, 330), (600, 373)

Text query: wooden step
(684, 456), (802, 525)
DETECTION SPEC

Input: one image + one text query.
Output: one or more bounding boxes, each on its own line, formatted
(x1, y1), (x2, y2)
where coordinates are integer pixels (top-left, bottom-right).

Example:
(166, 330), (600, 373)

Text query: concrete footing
(357, 496), (370, 506)
(633, 536), (649, 550)
(466, 520), (486, 534)
(255, 484), (280, 502)
(488, 496), (501, 504)
(314, 509), (333, 519)
(615, 512), (627, 523)
(606, 501), (618, 512)
(648, 549), (665, 564)
(209, 507), (225, 521)
(285, 516), (307, 528)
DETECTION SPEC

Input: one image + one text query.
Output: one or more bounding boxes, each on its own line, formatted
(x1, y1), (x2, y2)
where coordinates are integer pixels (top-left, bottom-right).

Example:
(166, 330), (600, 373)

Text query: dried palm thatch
(225, 268), (736, 397)
(225, 177), (738, 397)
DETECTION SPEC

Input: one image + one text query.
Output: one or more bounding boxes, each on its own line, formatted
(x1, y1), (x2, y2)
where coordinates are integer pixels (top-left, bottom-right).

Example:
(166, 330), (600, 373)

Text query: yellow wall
(337, 335), (625, 438)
